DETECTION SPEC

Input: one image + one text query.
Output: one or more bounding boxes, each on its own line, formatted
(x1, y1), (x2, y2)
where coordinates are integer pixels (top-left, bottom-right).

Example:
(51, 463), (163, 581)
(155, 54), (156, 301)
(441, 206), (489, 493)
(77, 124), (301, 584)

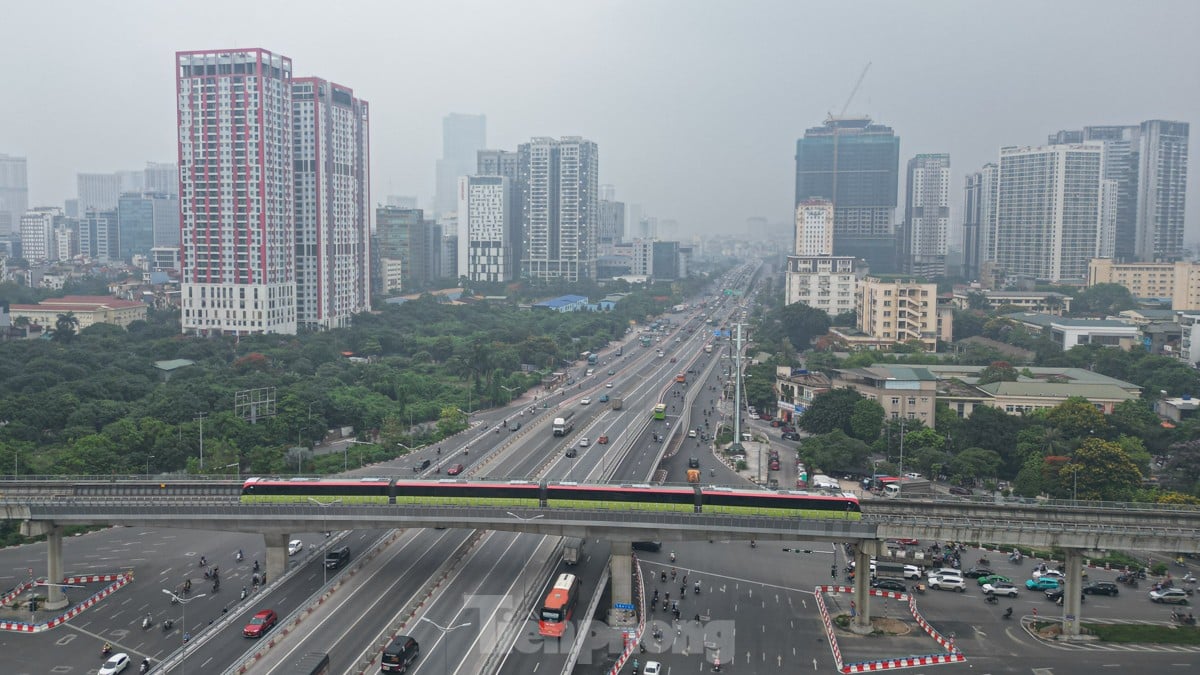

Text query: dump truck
(563, 537), (585, 565)
(687, 468), (701, 483)
(553, 411), (575, 436)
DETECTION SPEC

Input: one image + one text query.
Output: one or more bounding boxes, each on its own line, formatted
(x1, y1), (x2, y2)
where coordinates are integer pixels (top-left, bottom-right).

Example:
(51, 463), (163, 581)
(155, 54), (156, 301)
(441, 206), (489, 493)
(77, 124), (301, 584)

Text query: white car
(643, 662), (662, 675)
(581, 397), (592, 405)
(982, 581), (1020, 598)
(1032, 569), (1065, 581)
(579, 437), (590, 447)
(99, 653), (130, 675)
(930, 567), (964, 580)
(903, 564), (922, 579)
(904, 472), (922, 479)
(927, 574), (966, 592)
(606, 382), (614, 388)
(288, 539), (303, 556)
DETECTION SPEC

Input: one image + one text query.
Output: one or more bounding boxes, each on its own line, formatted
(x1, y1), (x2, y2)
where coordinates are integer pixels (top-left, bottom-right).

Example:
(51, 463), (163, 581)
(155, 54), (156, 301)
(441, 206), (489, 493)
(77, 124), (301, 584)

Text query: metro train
(240, 477), (862, 519)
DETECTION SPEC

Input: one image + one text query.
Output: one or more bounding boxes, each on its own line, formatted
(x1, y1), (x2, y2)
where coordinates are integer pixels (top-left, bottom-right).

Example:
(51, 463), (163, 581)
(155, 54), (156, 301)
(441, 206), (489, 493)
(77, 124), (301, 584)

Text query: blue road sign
(614, 603), (635, 610)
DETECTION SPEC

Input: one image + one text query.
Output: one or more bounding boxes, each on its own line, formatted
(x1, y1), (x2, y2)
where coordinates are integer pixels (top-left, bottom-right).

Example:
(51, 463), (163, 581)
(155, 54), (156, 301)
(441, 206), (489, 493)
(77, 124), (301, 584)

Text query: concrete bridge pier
(607, 540), (635, 627)
(851, 540), (878, 632)
(1062, 548), (1085, 637)
(264, 533), (289, 586)
(20, 521), (67, 609)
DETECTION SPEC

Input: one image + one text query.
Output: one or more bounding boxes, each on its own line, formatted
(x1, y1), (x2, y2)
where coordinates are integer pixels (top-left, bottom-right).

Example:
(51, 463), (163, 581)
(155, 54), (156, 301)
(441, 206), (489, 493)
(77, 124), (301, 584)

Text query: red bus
(538, 573), (580, 637)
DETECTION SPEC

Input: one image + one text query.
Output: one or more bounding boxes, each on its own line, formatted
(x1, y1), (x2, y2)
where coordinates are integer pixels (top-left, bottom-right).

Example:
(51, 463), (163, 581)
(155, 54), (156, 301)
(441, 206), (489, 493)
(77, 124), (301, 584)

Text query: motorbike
(240, 587), (248, 600)
(1003, 607), (1013, 620)
(198, 556), (207, 567)
(101, 644), (112, 657)
(984, 592), (999, 604)
(169, 593), (180, 605)
(140, 660), (151, 674)
(914, 583), (926, 595)
(1171, 611), (1197, 625)
(694, 582), (701, 595)
(235, 550), (243, 562)
(142, 614), (153, 630)
(162, 619), (174, 632)
(750, 540), (756, 549)
(253, 560), (260, 573)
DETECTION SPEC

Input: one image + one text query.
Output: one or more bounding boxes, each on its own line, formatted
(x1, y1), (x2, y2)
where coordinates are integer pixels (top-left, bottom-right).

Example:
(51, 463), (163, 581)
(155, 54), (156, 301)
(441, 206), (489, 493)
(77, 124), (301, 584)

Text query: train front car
(240, 477), (391, 505)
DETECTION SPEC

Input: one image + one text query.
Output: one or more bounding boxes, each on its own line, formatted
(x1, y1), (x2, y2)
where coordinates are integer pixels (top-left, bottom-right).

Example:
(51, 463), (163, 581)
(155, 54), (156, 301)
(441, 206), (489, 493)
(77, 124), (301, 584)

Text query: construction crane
(837, 62), (872, 119)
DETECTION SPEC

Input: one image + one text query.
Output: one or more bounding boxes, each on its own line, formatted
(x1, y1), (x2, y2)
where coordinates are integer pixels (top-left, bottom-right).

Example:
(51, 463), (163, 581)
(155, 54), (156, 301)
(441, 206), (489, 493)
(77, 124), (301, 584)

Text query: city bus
(653, 403), (667, 420)
(538, 573), (580, 637)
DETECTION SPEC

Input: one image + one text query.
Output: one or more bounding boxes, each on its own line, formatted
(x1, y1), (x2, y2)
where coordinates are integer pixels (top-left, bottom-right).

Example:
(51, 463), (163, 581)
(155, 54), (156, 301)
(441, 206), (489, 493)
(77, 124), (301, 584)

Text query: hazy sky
(2, 0), (1198, 241)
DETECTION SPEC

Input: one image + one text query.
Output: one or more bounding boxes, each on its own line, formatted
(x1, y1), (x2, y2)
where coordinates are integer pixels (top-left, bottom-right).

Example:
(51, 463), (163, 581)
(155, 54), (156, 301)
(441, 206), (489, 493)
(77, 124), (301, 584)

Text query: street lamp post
(162, 589), (205, 675)
(147, 455), (154, 476)
(194, 413), (207, 471)
(307, 498), (342, 584)
(506, 512), (544, 606)
(419, 617), (472, 675)
(224, 462), (240, 481)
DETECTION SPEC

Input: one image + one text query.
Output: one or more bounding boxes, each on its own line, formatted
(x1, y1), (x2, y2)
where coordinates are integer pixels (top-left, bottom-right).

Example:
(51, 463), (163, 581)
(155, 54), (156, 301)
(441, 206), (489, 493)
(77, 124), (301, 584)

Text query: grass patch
(1085, 623), (1200, 645)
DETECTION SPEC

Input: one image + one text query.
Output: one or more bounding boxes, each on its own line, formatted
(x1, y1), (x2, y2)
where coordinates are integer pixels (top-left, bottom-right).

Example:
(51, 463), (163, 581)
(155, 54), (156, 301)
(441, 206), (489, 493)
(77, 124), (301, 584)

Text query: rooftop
(534, 295), (589, 309)
(1004, 312), (1135, 329)
(975, 381), (1138, 401)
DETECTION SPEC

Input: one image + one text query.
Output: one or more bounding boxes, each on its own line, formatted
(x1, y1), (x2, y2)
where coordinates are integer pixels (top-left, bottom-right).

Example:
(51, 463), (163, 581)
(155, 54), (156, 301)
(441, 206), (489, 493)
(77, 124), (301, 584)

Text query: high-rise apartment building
(519, 137), (599, 282)
(995, 144), (1105, 283)
(435, 113), (486, 216)
(77, 173), (121, 214)
(292, 77), (371, 331)
(376, 207), (441, 290)
(457, 175), (519, 283)
(1051, 126), (1140, 260)
(784, 255), (858, 315)
(386, 195), (418, 209)
(1135, 120), (1189, 262)
(0, 154), (28, 237)
(793, 198), (834, 256)
(79, 208), (120, 262)
(118, 192), (178, 260)
(598, 198), (626, 245)
(19, 207), (60, 261)
(177, 48), (296, 335)
(144, 162), (179, 196)
(901, 154), (950, 278)
(795, 116), (900, 272)
(855, 276), (952, 351)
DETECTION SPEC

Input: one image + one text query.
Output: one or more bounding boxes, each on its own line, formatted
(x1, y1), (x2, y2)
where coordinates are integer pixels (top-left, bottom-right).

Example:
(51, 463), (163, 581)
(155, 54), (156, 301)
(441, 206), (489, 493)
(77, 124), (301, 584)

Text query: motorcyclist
(102, 642), (112, 655)
(141, 658), (151, 673)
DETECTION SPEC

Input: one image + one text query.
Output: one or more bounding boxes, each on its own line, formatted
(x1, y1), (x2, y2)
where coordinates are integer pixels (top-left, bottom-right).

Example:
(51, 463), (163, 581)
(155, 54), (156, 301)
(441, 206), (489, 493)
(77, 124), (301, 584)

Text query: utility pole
(194, 413), (208, 471)
(733, 323), (744, 449)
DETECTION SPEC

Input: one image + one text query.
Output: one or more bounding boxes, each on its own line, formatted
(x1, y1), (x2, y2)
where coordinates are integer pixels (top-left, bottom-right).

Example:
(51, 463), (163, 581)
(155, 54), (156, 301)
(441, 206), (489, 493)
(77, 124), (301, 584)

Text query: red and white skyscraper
(292, 77), (371, 330)
(176, 48), (297, 335)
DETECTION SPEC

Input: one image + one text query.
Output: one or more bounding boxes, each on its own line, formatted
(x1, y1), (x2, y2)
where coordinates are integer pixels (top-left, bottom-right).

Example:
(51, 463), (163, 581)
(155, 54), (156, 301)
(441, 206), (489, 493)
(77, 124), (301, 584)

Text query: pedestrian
(682, 574), (687, 585)
(680, 585), (685, 596)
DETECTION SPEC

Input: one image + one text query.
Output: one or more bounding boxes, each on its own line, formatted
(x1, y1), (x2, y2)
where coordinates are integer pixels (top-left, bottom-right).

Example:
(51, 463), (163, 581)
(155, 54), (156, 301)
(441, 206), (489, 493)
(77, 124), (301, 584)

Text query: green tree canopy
(1061, 437), (1143, 501)
(799, 430), (870, 476)
(798, 388), (863, 435)
(849, 398), (885, 442)
(1071, 283), (1137, 316)
(977, 360), (1019, 385)
(1045, 397), (1108, 440)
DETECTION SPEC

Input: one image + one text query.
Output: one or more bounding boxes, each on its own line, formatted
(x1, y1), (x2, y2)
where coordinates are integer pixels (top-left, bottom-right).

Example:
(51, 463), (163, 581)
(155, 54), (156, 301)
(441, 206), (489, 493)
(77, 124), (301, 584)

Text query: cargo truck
(610, 398), (623, 410)
(552, 411), (575, 436)
(563, 537), (585, 565)
(687, 468), (701, 483)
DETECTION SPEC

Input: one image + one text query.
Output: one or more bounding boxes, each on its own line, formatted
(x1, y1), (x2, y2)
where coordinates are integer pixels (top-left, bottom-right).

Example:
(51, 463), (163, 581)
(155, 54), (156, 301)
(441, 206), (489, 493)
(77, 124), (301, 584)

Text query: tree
(952, 310), (986, 341)
(798, 388), (863, 435)
(1045, 397), (1108, 441)
(849, 398), (885, 442)
(777, 303), (832, 351)
(831, 310), (857, 327)
(1162, 438), (1200, 494)
(1071, 283), (1137, 316)
(51, 312), (79, 343)
(1061, 437), (1143, 501)
(799, 431), (870, 475)
(960, 405), (1025, 476)
(977, 361), (1018, 385)
(948, 447), (1002, 484)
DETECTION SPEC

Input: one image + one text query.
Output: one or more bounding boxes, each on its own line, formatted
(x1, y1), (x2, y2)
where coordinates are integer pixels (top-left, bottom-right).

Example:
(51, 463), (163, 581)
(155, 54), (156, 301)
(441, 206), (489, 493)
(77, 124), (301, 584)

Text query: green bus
(653, 403), (667, 420)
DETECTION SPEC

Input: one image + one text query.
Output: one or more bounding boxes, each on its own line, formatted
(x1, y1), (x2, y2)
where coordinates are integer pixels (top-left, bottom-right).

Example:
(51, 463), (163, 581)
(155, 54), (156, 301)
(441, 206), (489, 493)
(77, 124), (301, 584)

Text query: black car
(1045, 587), (1085, 604)
(632, 541), (662, 552)
(1082, 581), (1119, 596)
(963, 567), (995, 579)
(781, 432), (801, 441)
(870, 578), (908, 593)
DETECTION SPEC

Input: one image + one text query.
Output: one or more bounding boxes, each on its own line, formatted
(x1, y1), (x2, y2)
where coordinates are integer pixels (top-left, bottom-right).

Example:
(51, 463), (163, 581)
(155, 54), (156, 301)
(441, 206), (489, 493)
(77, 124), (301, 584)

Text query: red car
(243, 609), (278, 638)
(446, 463), (465, 476)
(597, 435), (609, 444)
